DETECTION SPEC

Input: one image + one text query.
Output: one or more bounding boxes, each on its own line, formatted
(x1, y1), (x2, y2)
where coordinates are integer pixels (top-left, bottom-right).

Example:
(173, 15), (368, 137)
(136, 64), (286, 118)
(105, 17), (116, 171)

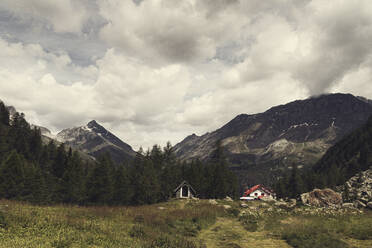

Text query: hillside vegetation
(0, 101), (238, 206)
(0, 199), (372, 248)
(275, 115), (372, 199)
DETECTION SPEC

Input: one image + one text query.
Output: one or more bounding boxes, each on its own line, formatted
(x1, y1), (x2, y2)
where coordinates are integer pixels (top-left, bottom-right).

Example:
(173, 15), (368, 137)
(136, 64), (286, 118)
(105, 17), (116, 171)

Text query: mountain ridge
(174, 93), (372, 186)
(56, 120), (136, 164)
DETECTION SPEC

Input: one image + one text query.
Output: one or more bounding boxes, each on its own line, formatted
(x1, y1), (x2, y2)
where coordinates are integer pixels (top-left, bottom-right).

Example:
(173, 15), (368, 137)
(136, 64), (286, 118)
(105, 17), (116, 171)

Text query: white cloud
(1, 0), (372, 150)
(0, 0), (88, 33)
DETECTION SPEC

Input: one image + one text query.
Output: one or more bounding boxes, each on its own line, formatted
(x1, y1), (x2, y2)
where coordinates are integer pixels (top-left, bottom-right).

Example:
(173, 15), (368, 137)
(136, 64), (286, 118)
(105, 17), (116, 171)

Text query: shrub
(282, 232), (347, 248)
(148, 235), (200, 248)
(227, 208), (240, 217)
(0, 211), (7, 229)
(347, 220), (372, 240)
(238, 214), (259, 232)
(51, 239), (72, 248)
(134, 215), (145, 224)
(129, 225), (147, 239)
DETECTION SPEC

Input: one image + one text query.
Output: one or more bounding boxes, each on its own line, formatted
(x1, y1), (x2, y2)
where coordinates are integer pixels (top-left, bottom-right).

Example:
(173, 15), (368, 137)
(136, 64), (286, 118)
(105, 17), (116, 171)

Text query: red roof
(243, 184), (274, 197)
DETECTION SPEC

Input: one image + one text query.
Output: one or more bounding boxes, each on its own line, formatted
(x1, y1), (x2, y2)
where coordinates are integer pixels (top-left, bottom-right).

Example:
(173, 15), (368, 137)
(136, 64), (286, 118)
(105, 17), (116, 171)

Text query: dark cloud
(0, 0), (372, 148)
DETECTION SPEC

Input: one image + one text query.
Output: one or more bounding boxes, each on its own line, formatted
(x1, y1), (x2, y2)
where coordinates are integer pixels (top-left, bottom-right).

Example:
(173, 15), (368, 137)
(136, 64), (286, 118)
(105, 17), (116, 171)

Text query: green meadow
(0, 199), (372, 248)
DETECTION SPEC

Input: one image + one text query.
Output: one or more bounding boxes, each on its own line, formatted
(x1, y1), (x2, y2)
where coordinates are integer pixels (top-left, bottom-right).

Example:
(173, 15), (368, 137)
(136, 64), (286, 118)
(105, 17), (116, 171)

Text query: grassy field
(0, 199), (372, 248)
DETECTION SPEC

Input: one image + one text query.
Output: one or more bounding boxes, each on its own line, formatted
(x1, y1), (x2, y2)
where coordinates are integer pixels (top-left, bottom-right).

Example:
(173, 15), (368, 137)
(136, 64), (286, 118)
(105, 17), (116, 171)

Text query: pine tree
(86, 154), (114, 205)
(0, 151), (25, 199)
(0, 102), (9, 126)
(62, 151), (86, 204)
(113, 165), (132, 205)
(288, 164), (305, 198)
(53, 144), (68, 178)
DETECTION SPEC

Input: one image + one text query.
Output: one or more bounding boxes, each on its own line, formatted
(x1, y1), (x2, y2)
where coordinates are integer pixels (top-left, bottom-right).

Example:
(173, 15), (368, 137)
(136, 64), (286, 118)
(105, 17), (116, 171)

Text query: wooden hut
(174, 181), (196, 199)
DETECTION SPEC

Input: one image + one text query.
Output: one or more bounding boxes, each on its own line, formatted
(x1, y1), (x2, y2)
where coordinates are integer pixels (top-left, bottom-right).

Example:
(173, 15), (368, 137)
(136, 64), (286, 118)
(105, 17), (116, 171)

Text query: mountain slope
(174, 93), (372, 186)
(57, 120), (136, 164)
(312, 115), (372, 183)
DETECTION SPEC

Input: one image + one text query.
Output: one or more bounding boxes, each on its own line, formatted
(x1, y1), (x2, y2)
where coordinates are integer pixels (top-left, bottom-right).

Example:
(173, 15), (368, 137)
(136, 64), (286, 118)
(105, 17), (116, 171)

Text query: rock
(240, 203), (248, 208)
(367, 202), (372, 209)
(224, 196), (233, 202)
(342, 203), (355, 209)
(158, 207), (166, 210)
(340, 169), (372, 204)
(260, 196), (276, 202)
(209, 199), (218, 205)
(288, 199), (296, 208)
(356, 200), (366, 208)
(260, 202), (269, 207)
(274, 201), (287, 207)
(239, 210), (247, 216)
(223, 205), (232, 210)
(300, 188), (342, 208)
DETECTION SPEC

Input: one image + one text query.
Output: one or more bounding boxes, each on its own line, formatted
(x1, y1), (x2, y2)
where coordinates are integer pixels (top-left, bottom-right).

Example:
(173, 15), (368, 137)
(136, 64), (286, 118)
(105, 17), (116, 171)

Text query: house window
(254, 193), (258, 196)
(261, 193), (265, 196)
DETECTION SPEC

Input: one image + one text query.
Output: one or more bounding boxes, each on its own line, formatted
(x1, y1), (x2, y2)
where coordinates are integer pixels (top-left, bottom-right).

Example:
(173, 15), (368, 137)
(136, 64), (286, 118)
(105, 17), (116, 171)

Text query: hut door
(182, 185), (188, 197)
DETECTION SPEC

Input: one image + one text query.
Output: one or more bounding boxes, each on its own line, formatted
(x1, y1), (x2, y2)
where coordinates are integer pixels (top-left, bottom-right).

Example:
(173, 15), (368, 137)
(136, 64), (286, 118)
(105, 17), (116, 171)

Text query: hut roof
(174, 180), (196, 195)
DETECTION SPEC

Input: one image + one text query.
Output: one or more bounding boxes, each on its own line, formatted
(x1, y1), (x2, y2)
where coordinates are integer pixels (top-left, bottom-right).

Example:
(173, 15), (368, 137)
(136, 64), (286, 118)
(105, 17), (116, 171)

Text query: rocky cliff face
(338, 168), (372, 208)
(174, 94), (372, 186)
(57, 120), (136, 164)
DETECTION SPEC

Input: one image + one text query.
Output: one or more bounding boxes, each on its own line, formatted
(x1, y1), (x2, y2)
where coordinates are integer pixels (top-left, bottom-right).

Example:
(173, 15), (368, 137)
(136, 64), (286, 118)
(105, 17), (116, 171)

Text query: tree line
(275, 115), (372, 199)
(0, 102), (238, 205)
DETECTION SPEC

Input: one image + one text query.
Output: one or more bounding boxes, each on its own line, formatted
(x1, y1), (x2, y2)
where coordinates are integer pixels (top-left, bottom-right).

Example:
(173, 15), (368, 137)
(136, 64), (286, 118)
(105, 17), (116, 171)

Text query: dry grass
(199, 217), (290, 248)
(0, 199), (224, 248)
(0, 199), (372, 248)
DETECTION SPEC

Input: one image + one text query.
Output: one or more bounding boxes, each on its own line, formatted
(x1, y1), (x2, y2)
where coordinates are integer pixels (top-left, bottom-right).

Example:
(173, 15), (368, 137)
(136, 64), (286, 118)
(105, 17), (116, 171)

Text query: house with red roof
(240, 184), (275, 200)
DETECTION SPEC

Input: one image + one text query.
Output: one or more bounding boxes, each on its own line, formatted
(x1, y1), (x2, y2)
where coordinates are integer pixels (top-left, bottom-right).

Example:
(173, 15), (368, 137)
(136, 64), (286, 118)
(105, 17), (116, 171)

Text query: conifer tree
(288, 164), (305, 198)
(0, 151), (25, 199)
(113, 165), (132, 205)
(86, 154), (114, 204)
(0, 102), (9, 126)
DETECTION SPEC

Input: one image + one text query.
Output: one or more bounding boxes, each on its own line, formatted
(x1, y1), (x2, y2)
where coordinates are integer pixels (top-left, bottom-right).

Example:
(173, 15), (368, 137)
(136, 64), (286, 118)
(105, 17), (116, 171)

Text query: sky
(0, 0), (372, 150)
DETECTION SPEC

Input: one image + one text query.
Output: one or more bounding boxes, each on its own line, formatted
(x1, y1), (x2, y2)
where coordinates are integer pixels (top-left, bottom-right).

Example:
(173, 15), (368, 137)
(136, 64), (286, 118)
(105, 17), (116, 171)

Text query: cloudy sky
(1, 0), (372, 149)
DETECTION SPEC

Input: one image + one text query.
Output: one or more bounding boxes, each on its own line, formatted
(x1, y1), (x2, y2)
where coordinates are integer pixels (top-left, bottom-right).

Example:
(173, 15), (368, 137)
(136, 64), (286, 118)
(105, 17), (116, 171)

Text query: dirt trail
(198, 217), (290, 248)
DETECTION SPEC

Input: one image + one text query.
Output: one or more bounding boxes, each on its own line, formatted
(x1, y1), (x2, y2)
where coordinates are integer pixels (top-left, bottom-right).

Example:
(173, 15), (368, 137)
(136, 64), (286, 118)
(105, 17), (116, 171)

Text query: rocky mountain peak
(174, 93), (372, 186)
(57, 120), (136, 164)
(87, 120), (99, 128)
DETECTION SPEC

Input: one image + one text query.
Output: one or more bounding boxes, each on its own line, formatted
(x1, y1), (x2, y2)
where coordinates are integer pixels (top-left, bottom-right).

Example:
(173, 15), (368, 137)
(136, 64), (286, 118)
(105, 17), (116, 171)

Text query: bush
(227, 208), (240, 217)
(347, 220), (372, 240)
(51, 239), (72, 248)
(0, 211), (7, 229)
(282, 232), (348, 248)
(238, 214), (259, 232)
(129, 225), (147, 239)
(149, 235), (200, 248)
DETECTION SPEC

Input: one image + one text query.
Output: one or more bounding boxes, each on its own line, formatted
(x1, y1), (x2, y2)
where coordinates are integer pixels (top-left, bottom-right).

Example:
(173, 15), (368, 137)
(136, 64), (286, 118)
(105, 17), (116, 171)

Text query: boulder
(209, 199), (218, 205)
(356, 200), (366, 208)
(274, 201), (288, 207)
(224, 196), (233, 202)
(300, 188), (342, 208)
(340, 169), (372, 204)
(342, 203), (355, 209)
(223, 205), (232, 210)
(288, 199), (297, 208)
(260, 196), (276, 202)
(367, 202), (372, 209)
(240, 203), (248, 208)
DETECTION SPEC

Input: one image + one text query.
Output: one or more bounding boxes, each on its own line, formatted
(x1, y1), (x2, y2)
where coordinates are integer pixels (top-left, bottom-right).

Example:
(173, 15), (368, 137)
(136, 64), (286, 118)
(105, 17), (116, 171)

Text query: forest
(0, 102), (238, 205)
(275, 115), (372, 199)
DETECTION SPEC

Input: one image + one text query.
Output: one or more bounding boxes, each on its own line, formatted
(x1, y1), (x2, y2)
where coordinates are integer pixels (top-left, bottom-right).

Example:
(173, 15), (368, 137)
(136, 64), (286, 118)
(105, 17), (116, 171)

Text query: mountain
(174, 93), (372, 186)
(56, 120), (136, 164)
(311, 115), (372, 185)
